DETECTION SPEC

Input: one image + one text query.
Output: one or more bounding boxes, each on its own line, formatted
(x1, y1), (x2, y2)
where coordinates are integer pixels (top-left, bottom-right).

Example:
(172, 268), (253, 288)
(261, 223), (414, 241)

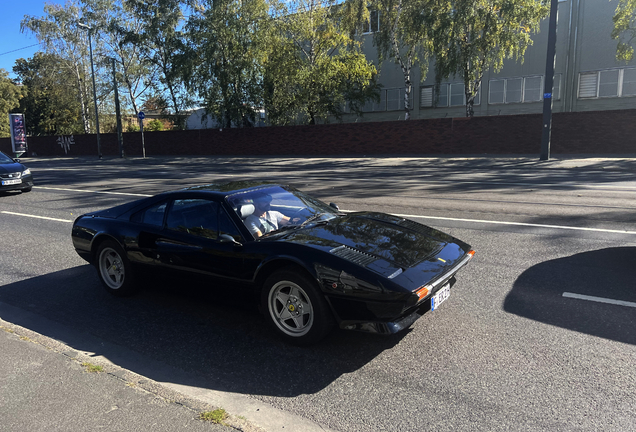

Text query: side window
(219, 207), (242, 241)
(166, 199), (218, 239)
(131, 202), (167, 226)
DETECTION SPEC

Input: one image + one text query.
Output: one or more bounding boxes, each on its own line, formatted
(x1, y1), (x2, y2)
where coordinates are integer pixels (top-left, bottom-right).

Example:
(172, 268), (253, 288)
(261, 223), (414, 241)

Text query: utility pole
(540, 0), (559, 161)
(78, 23), (101, 159)
(112, 58), (124, 158)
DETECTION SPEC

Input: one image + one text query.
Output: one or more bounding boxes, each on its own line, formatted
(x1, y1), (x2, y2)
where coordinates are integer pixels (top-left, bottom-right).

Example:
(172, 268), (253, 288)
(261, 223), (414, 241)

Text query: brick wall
(2, 109), (635, 157)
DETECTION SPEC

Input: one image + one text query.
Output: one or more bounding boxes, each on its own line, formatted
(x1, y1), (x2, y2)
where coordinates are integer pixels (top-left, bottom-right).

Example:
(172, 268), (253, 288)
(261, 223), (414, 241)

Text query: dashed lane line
(1, 211), (72, 223)
(563, 292), (636, 308)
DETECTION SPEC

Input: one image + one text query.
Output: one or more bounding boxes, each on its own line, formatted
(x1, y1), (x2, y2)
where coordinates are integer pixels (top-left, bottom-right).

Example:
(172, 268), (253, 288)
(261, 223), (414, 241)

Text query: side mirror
(329, 203), (340, 210)
(13, 158), (20, 163)
(219, 234), (242, 246)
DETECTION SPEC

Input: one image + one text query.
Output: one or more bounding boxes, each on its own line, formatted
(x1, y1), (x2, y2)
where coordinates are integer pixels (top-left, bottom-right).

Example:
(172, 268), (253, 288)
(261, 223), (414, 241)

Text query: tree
(430, 0), (549, 117)
(184, 0), (270, 128)
(612, 0), (636, 62)
(0, 70), (27, 138)
(21, 1), (98, 133)
(368, 0), (433, 120)
(83, 0), (154, 115)
(13, 53), (84, 136)
(125, 0), (190, 127)
(264, 0), (380, 125)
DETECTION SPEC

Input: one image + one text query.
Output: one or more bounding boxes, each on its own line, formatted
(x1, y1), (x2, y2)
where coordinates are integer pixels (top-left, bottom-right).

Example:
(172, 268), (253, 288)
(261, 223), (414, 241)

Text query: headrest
(238, 204), (255, 219)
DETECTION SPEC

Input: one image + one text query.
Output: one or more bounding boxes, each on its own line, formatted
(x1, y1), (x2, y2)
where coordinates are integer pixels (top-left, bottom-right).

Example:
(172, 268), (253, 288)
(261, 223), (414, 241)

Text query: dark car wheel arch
(91, 233), (125, 262)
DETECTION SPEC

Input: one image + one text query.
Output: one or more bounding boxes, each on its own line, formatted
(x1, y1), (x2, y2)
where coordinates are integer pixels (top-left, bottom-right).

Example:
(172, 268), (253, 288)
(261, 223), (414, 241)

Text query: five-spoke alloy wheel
(263, 269), (333, 345)
(96, 240), (138, 296)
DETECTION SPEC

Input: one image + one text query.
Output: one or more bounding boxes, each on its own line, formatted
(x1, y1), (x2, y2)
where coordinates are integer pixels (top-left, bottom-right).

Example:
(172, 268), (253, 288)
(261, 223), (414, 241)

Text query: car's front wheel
(96, 240), (138, 296)
(262, 269), (334, 345)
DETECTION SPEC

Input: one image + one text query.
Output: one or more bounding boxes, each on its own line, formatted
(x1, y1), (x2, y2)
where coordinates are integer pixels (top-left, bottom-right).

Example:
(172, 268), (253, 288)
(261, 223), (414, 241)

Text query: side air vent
(330, 245), (376, 267)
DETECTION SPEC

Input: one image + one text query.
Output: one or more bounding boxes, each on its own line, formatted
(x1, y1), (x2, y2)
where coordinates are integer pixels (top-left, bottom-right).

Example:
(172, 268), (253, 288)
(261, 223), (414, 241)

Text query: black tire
(262, 268), (334, 346)
(95, 240), (138, 297)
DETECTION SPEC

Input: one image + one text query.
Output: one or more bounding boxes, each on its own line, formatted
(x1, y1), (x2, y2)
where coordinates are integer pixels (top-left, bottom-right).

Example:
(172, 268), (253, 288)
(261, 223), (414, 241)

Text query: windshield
(0, 152), (15, 164)
(226, 186), (339, 238)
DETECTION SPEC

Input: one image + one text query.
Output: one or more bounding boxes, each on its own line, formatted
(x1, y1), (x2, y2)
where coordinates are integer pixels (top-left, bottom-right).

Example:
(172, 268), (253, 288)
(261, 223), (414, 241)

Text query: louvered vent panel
(330, 245), (376, 267)
(420, 87), (433, 107)
(397, 218), (430, 235)
(579, 73), (598, 98)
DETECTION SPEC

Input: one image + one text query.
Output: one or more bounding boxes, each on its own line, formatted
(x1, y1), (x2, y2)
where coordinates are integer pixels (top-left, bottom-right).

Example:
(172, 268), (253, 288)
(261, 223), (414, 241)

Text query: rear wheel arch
(90, 234), (124, 260)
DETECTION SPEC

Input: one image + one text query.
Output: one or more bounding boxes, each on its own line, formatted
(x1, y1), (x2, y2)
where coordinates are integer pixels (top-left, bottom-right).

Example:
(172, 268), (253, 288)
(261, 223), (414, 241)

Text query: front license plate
(431, 284), (450, 311)
(1, 179), (21, 186)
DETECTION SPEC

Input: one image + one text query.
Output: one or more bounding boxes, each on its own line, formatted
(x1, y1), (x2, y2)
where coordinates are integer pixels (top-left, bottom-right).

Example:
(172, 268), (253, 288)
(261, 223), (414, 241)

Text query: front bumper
(338, 277), (456, 335)
(0, 176), (34, 192)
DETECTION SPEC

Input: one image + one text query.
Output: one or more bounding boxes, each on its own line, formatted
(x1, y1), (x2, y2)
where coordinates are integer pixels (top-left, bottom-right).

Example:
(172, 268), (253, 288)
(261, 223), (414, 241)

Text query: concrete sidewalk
(0, 322), (236, 432)
(0, 303), (337, 432)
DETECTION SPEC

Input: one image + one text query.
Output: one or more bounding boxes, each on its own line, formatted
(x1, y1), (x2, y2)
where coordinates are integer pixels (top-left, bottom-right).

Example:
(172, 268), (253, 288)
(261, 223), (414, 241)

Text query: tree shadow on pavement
(0, 265), (405, 398)
(503, 247), (636, 345)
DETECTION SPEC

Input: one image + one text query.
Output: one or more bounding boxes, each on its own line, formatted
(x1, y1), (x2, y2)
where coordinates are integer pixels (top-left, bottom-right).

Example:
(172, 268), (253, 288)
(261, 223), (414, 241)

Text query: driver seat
(237, 204), (255, 220)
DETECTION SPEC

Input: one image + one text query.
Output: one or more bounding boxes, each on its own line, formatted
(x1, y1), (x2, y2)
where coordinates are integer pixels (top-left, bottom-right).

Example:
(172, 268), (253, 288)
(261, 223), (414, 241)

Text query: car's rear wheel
(96, 240), (138, 296)
(262, 269), (334, 345)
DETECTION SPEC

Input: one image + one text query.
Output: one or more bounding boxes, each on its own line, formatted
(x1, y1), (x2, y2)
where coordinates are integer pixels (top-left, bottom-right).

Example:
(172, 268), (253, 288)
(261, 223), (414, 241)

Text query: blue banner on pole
(544, 93), (552, 99)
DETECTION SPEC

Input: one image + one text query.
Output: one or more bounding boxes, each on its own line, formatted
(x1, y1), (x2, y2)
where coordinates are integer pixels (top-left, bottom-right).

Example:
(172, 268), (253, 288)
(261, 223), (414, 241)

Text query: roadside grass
(199, 408), (228, 424)
(82, 362), (104, 373)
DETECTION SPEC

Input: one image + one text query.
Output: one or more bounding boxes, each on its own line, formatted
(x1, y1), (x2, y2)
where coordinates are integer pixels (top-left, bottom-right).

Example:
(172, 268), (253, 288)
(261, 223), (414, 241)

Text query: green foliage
(145, 118), (165, 131)
(183, 0), (270, 128)
(430, 0), (549, 117)
(0, 70), (27, 138)
(199, 409), (228, 424)
(126, 121), (140, 132)
(13, 53), (84, 136)
(612, 0), (636, 62)
(21, 1), (96, 133)
(264, 0), (380, 125)
(367, 0), (434, 120)
(124, 0), (191, 124)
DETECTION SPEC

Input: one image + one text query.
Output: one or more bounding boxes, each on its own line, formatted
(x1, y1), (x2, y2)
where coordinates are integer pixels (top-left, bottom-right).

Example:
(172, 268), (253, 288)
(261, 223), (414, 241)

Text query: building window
(524, 76), (543, 102)
(578, 68), (636, 99)
(488, 75), (552, 104)
(358, 87), (413, 112)
(599, 69), (619, 97)
(623, 68), (636, 96)
(426, 83), (480, 108)
(489, 80), (505, 104)
(362, 10), (379, 34)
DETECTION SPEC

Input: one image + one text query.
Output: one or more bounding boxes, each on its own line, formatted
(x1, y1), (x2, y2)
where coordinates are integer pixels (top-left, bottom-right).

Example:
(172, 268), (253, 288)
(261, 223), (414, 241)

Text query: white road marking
(26, 186), (636, 235)
(35, 186), (152, 197)
(387, 213), (636, 235)
(1, 211), (72, 223)
(562, 292), (636, 308)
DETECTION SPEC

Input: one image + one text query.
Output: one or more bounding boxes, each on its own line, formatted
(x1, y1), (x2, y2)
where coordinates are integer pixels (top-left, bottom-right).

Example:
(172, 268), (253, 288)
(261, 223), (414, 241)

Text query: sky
(0, 0), (62, 79)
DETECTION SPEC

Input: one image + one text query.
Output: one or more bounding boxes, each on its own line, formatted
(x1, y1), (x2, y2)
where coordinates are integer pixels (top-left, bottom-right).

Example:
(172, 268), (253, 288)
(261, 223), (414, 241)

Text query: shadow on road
(503, 247), (636, 345)
(0, 265), (404, 397)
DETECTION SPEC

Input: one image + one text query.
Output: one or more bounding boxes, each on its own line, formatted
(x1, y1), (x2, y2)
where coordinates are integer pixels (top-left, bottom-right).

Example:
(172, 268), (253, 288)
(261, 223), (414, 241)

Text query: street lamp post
(78, 22), (102, 159)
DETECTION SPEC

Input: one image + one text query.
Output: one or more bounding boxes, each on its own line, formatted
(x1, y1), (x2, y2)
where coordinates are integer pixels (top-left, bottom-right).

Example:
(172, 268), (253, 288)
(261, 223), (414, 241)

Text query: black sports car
(71, 181), (475, 345)
(0, 151), (34, 193)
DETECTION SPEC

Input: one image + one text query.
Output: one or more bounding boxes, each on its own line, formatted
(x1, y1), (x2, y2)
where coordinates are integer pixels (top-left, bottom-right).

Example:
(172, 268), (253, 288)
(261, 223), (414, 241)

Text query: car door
(154, 198), (246, 281)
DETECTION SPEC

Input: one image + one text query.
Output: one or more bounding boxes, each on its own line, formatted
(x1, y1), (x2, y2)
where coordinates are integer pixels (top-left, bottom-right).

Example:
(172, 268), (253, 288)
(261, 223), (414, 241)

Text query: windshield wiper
(299, 212), (327, 228)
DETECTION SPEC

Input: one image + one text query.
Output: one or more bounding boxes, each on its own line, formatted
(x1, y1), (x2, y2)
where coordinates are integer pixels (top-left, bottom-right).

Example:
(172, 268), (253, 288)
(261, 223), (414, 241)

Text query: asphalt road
(1, 155), (635, 431)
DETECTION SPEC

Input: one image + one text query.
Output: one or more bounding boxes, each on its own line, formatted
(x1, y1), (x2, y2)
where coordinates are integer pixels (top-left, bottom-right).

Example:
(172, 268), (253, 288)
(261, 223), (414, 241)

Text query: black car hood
(0, 162), (25, 174)
(278, 212), (457, 269)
